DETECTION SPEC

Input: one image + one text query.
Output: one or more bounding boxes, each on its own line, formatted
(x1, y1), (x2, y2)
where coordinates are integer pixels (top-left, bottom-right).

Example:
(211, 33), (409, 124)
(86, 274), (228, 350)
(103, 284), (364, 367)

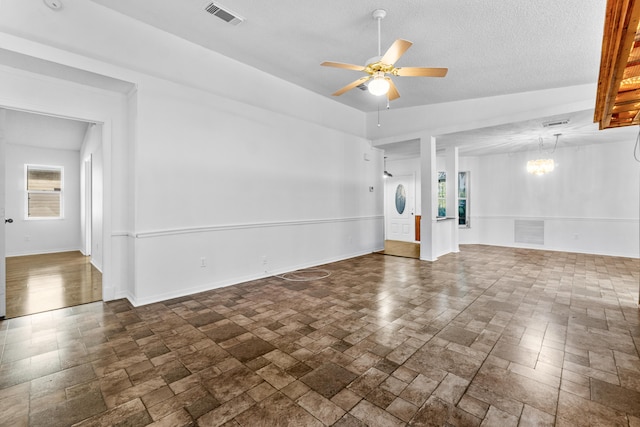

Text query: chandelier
(527, 134), (560, 176)
(526, 158), (555, 175)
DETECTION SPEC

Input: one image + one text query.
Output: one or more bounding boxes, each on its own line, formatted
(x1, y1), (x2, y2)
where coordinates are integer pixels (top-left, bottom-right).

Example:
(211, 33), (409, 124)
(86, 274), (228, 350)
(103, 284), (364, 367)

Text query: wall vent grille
(542, 119), (570, 127)
(204, 2), (244, 25)
(514, 220), (544, 245)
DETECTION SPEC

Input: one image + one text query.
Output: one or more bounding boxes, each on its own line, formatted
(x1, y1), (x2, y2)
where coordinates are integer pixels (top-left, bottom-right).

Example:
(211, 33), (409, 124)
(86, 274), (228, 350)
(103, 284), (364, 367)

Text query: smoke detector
(43, 0), (63, 10)
(204, 2), (245, 25)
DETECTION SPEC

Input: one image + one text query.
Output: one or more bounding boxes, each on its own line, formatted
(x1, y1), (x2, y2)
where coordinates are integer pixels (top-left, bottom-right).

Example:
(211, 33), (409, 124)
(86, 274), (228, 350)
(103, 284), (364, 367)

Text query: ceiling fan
(321, 9), (448, 101)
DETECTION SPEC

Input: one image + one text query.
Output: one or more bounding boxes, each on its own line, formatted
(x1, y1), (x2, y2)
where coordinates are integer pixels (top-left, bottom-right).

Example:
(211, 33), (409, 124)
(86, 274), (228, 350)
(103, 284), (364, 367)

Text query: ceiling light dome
(368, 72), (390, 96)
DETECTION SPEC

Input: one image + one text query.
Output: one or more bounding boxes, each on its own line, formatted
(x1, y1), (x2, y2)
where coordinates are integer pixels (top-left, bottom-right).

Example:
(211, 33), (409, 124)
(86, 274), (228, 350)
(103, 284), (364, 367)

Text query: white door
(385, 174), (415, 242)
(0, 109), (6, 318)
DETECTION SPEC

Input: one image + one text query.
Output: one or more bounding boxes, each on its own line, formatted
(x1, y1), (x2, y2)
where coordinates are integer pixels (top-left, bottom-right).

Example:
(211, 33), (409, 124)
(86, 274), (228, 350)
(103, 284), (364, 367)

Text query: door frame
(0, 104), (111, 316)
(384, 173), (416, 242)
(0, 108), (6, 317)
(82, 155), (92, 257)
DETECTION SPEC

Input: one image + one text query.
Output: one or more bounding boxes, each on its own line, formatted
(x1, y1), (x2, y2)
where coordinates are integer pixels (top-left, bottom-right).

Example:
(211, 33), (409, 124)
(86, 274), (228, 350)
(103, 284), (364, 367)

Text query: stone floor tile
(331, 388), (362, 411)
(0, 246), (637, 425)
(480, 405), (518, 427)
(409, 395), (482, 427)
(386, 397), (419, 422)
(556, 389), (628, 426)
(399, 373), (439, 407)
(300, 362), (358, 399)
(72, 398), (149, 427)
(256, 363), (295, 390)
(197, 393), (254, 426)
(471, 363), (558, 415)
(349, 399), (404, 427)
(235, 392), (322, 426)
(590, 378), (640, 417)
(0, 382), (29, 426)
(432, 372), (469, 405)
(519, 404), (555, 427)
(457, 394), (489, 419)
(297, 390), (346, 425)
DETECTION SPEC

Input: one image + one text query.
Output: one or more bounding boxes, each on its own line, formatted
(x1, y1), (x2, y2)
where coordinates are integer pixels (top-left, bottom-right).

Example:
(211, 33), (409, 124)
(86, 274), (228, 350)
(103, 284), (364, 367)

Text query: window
(437, 172), (446, 217)
(458, 171), (470, 227)
(26, 165), (63, 219)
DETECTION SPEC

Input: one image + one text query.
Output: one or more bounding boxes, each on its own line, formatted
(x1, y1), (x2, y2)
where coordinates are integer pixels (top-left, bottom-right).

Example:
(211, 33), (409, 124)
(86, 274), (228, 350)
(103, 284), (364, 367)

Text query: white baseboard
(6, 247), (83, 257)
(125, 248), (377, 307)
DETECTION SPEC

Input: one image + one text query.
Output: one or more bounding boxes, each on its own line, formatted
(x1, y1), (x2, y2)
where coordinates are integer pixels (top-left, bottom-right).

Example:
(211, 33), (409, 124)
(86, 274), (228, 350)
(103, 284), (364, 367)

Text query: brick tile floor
(1, 245), (639, 426)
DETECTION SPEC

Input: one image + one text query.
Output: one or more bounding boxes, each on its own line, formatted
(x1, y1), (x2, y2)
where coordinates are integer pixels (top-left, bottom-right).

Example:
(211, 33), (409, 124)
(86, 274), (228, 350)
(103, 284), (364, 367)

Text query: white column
(445, 146), (460, 253)
(420, 135), (437, 261)
(0, 108), (6, 317)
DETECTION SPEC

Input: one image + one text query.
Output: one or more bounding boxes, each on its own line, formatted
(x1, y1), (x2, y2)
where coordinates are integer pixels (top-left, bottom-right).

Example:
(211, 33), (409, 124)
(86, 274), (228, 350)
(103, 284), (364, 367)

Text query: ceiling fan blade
(395, 67), (448, 77)
(332, 76), (371, 96)
(386, 78), (400, 101)
(321, 61), (365, 71)
(380, 39), (413, 65)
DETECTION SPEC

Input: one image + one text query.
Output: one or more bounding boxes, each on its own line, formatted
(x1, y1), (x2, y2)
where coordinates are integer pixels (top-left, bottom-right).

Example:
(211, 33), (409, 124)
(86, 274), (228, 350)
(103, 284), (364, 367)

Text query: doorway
(384, 173), (416, 242)
(1, 109), (103, 318)
(382, 173), (420, 258)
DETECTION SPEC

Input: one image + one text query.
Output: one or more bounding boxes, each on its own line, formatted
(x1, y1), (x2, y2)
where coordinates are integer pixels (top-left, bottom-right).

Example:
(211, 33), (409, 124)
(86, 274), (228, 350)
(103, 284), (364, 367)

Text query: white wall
(385, 139), (639, 259)
(4, 144), (81, 256)
(465, 139), (639, 258)
(131, 80), (383, 305)
(0, 0), (382, 307)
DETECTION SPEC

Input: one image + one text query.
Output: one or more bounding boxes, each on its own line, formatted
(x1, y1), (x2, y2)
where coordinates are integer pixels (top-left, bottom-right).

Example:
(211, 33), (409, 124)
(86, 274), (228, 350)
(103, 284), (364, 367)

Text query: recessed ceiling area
(12, 1), (620, 158)
(88, 0), (606, 113)
(378, 109), (639, 160)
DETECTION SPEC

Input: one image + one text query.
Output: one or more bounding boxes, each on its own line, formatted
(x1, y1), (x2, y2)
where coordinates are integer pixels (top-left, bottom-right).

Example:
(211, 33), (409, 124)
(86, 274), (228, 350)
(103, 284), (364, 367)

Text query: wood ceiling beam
(595, 0), (640, 129)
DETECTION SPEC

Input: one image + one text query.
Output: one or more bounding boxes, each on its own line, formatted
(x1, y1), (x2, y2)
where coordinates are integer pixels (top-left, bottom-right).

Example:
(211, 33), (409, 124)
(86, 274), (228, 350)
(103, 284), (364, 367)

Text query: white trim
(6, 247), (83, 258)
(471, 215), (637, 223)
(111, 231), (134, 237)
(90, 259), (102, 273)
(134, 215), (384, 239)
(124, 248), (378, 307)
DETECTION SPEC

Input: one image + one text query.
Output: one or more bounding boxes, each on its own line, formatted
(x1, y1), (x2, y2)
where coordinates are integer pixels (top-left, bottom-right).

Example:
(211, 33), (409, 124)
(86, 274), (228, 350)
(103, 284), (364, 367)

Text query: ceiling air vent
(204, 2), (245, 25)
(356, 83), (368, 91)
(542, 119), (570, 128)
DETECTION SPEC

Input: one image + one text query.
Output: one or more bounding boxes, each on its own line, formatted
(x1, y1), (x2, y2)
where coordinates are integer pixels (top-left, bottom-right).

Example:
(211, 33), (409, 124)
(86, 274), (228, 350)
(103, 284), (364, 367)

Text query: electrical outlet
(200, 257), (207, 267)
(261, 255), (268, 265)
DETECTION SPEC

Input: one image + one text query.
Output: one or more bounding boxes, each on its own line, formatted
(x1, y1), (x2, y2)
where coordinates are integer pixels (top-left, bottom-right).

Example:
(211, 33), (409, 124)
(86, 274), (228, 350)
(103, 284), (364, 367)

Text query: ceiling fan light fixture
(368, 72), (390, 96)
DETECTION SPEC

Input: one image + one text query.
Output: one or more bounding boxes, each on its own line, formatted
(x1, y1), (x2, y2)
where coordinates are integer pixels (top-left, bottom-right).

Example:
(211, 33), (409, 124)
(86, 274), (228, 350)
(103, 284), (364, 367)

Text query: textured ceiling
(379, 110), (640, 159)
(88, 0), (607, 113)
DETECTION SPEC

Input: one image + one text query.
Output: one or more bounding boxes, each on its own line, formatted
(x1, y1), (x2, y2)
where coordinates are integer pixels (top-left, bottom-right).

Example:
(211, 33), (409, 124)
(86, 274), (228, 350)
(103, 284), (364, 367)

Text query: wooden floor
(379, 239), (421, 259)
(5, 251), (102, 318)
